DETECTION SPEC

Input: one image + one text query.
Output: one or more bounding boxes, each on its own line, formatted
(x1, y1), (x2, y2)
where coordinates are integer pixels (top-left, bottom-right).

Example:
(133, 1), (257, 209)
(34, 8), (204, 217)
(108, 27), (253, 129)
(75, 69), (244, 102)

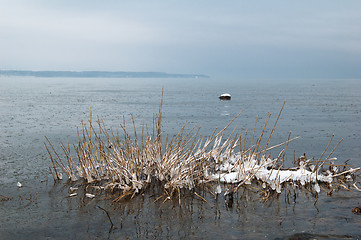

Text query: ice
(85, 193), (95, 198)
(211, 155), (335, 189)
(220, 172), (241, 183)
(314, 183), (320, 193)
(215, 184), (222, 194)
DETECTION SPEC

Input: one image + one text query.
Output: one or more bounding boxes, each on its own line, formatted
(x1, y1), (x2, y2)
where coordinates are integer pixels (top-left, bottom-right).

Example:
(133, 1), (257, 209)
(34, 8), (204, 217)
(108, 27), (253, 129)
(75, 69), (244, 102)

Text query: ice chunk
(86, 193), (95, 198)
(215, 185), (222, 194)
(314, 183), (320, 193)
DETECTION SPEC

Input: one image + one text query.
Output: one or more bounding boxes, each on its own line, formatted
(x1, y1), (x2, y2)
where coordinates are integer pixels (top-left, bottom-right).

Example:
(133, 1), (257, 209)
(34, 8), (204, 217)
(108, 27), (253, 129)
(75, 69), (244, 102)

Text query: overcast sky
(1, 1), (360, 78)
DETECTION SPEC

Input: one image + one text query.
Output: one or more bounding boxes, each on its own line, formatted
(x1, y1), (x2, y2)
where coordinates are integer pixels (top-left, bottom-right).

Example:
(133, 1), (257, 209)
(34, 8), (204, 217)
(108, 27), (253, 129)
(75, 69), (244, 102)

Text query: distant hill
(0, 70), (209, 78)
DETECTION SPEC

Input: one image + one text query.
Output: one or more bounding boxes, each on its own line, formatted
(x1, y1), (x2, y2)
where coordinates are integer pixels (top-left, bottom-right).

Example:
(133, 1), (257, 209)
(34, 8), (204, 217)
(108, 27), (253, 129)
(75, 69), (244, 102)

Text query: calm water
(0, 76), (360, 239)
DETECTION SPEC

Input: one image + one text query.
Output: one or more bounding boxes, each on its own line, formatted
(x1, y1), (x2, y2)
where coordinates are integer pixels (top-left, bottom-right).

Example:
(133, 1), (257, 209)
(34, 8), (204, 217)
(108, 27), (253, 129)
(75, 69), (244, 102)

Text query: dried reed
(45, 95), (360, 204)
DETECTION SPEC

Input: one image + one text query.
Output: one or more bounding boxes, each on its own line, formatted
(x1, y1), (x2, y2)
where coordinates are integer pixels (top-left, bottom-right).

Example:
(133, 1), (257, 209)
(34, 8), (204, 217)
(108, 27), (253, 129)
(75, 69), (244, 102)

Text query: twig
(97, 205), (114, 232)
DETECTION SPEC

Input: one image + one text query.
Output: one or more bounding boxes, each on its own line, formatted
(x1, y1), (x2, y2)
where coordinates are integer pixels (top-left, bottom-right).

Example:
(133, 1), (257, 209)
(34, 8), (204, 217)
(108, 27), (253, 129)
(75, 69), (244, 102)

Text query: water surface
(0, 76), (360, 239)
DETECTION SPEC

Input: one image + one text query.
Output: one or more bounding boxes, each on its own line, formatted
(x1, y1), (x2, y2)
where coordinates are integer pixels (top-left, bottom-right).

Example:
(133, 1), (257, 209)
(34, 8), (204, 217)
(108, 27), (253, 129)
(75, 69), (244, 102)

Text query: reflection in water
(1, 169), (361, 239)
(7, 182), (350, 239)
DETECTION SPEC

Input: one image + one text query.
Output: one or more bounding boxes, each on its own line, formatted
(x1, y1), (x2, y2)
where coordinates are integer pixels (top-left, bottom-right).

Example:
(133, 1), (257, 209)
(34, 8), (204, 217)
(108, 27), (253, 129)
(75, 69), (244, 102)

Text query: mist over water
(0, 76), (360, 239)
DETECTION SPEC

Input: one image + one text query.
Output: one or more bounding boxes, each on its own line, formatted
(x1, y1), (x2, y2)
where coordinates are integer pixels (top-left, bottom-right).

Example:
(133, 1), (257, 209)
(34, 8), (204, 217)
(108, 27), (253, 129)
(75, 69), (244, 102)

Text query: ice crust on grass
(46, 97), (361, 202)
(207, 153), (356, 194)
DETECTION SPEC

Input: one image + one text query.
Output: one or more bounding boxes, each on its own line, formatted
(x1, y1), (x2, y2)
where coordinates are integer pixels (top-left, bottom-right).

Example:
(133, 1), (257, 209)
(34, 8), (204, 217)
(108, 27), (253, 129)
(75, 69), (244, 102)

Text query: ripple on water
(0, 77), (360, 239)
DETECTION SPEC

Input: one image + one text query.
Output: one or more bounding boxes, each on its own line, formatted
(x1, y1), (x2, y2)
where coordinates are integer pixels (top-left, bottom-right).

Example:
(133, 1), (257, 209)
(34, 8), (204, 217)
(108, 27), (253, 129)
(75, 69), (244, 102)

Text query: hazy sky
(1, 1), (360, 78)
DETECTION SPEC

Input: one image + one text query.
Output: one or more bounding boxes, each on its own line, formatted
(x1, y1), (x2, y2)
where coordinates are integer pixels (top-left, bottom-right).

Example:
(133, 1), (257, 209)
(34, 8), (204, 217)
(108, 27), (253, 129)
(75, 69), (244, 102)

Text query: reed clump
(45, 96), (361, 204)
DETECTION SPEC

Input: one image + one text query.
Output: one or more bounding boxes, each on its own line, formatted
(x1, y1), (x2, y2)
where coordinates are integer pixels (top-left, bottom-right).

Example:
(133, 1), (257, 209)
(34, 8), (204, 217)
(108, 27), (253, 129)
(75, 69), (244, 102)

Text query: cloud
(0, 0), (360, 77)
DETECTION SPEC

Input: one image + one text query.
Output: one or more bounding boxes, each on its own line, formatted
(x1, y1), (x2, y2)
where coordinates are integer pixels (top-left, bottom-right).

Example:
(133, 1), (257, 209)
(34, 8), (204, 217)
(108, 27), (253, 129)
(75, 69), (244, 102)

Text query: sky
(0, 0), (361, 78)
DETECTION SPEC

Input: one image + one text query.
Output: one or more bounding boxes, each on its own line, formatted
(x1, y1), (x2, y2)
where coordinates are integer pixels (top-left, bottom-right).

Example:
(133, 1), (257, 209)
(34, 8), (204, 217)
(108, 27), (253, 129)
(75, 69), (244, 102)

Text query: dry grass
(45, 94), (360, 204)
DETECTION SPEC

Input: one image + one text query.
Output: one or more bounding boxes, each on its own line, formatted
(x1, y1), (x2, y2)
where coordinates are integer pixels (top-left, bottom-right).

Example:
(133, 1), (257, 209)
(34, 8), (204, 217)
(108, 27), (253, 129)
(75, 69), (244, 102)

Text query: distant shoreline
(0, 70), (209, 78)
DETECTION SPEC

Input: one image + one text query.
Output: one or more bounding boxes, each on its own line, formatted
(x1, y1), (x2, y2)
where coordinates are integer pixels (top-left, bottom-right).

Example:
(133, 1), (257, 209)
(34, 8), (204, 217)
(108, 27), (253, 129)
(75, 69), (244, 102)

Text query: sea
(0, 76), (360, 239)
